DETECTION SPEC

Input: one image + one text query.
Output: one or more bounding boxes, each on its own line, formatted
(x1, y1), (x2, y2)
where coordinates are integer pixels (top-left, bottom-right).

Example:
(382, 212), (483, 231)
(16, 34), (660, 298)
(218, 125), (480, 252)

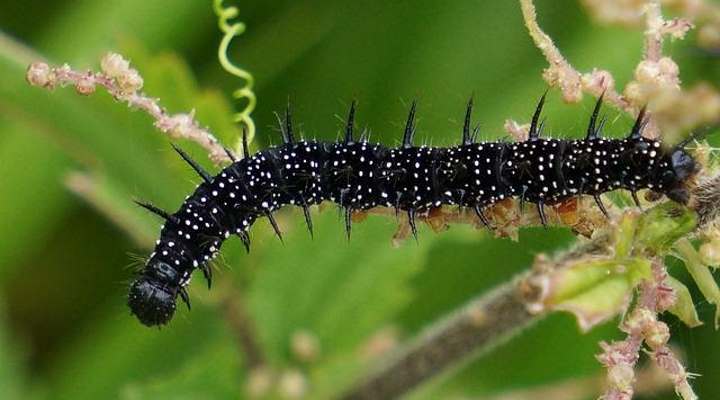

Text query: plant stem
(339, 230), (614, 400)
(221, 291), (266, 369)
(340, 275), (541, 400)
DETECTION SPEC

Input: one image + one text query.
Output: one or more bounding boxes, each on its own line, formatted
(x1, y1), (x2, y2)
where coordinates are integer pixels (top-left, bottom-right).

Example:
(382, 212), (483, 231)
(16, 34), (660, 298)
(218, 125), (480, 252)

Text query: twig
(340, 226), (619, 400)
(340, 274), (539, 400)
(644, 1), (667, 62)
(220, 289), (266, 370)
(519, 0), (583, 104)
(26, 54), (232, 165)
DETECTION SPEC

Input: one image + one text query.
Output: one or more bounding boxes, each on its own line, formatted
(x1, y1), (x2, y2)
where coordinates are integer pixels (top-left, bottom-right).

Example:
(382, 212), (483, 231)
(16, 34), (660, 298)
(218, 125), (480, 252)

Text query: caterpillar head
(658, 146), (696, 204)
(128, 260), (179, 326)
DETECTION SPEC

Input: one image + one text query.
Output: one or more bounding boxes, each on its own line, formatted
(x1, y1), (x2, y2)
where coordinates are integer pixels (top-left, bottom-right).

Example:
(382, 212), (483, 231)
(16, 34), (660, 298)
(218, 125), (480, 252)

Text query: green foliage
(120, 340), (243, 400)
(635, 203), (697, 255)
(0, 307), (25, 400)
(0, 1), (718, 399)
(665, 275), (703, 328)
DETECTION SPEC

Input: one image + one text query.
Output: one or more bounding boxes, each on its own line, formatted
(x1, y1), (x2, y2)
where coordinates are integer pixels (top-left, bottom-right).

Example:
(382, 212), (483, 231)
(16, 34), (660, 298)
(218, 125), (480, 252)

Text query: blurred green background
(1, 1), (719, 399)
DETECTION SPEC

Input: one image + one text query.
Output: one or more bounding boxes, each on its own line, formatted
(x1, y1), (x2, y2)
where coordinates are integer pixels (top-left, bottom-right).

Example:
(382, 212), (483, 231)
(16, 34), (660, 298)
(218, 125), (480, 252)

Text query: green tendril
(213, 0), (256, 157)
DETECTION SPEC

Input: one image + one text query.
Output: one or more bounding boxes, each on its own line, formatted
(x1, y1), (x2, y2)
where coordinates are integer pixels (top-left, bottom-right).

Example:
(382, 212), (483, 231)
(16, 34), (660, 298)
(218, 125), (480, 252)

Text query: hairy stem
(220, 289), (266, 369)
(26, 55), (232, 164)
(339, 230), (613, 400)
(340, 275), (540, 400)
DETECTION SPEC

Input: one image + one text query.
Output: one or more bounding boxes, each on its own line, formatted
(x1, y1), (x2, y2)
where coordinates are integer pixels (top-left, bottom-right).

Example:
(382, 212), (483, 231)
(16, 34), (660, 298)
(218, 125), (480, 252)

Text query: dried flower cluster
(516, 0), (720, 143)
(516, 2), (720, 398)
(26, 53), (231, 164)
(583, 0), (720, 49)
(597, 262), (696, 400)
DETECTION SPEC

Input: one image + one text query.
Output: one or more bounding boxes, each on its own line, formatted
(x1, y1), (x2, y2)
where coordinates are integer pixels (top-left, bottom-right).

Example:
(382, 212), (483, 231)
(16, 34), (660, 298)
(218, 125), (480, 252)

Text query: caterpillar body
(128, 96), (696, 326)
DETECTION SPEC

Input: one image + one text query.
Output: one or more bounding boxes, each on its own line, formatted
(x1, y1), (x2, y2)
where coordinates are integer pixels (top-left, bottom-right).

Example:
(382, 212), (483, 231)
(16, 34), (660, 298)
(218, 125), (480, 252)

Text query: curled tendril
(213, 0), (256, 157)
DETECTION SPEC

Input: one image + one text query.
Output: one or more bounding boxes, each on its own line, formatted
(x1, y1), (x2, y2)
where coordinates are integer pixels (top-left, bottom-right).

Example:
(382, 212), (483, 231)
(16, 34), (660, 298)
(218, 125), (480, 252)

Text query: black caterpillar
(128, 95), (696, 326)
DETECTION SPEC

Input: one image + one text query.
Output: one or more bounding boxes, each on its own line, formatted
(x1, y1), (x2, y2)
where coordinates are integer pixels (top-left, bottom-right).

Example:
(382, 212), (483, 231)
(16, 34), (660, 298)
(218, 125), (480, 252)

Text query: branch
(26, 54), (232, 165)
(340, 226), (619, 400)
(220, 289), (266, 370)
(340, 275), (539, 400)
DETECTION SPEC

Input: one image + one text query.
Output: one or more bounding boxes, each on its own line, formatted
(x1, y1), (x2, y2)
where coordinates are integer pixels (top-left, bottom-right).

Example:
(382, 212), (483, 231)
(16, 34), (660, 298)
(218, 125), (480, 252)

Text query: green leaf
(665, 275), (703, 328)
(249, 211), (430, 363)
(35, 0), (214, 63)
(553, 274), (632, 332)
(120, 339), (242, 400)
(676, 239), (720, 329)
(0, 118), (73, 279)
(45, 302), (231, 399)
(66, 171), (157, 248)
(0, 306), (26, 400)
(614, 211), (638, 259)
(535, 257), (651, 332)
(634, 202), (697, 255)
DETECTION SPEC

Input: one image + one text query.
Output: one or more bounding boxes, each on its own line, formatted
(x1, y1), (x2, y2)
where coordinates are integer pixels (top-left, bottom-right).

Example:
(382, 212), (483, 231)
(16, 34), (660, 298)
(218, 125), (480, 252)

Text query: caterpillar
(128, 95), (697, 326)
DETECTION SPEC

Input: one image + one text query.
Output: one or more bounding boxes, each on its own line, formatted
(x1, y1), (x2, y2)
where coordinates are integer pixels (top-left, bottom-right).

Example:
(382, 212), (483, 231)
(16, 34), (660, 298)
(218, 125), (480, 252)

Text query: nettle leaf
(665, 275), (703, 328)
(0, 307), (26, 400)
(120, 339), (242, 400)
(553, 276), (631, 333)
(634, 202), (697, 255)
(676, 239), (720, 329)
(248, 211), (430, 376)
(538, 204), (699, 332)
(46, 303), (229, 399)
(66, 171), (157, 248)
(539, 258), (652, 332)
(0, 118), (73, 279)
